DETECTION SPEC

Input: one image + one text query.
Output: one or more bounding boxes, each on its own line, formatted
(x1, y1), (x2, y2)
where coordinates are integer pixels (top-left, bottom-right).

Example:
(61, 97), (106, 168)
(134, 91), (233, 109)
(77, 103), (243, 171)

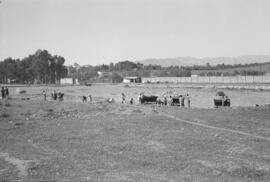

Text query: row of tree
(198, 70), (264, 77)
(1, 51), (267, 84)
(190, 62), (266, 70)
(67, 61), (192, 83)
(0, 50), (68, 84)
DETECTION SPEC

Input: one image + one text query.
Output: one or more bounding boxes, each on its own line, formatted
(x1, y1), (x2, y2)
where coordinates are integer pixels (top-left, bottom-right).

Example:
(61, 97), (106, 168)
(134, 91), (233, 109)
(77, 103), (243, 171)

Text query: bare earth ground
(1, 85), (270, 181)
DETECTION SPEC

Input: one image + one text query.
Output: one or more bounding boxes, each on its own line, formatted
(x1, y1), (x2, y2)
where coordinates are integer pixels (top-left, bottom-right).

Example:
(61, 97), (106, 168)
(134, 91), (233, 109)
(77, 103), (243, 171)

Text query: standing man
(88, 95), (92, 102)
(121, 93), (126, 104)
(4, 86), (9, 99)
(130, 98), (133, 104)
(180, 95), (185, 107)
(168, 96), (173, 106)
(138, 93), (141, 104)
(1, 87), (5, 99)
(53, 90), (57, 100)
(163, 96), (167, 106)
(186, 94), (191, 108)
(42, 90), (47, 101)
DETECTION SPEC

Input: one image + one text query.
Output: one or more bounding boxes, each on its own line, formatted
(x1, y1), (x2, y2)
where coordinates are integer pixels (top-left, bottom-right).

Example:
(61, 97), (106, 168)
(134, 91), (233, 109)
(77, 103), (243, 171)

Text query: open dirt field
(1, 84), (270, 181)
(6, 83), (270, 108)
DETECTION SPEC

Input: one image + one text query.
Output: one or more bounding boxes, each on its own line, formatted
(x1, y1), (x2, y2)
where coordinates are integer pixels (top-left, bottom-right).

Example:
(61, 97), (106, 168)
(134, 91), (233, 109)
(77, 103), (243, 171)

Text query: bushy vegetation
(68, 61), (192, 82)
(191, 62), (267, 76)
(111, 72), (123, 83)
(0, 50), (67, 84)
(198, 70), (264, 76)
(1, 113), (10, 118)
(191, 62), (267, 70)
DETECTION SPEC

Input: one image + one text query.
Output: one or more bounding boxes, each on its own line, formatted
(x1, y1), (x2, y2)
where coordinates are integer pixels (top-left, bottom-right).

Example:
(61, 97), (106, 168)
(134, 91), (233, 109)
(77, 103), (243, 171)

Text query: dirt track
(1, 85), (270, 181)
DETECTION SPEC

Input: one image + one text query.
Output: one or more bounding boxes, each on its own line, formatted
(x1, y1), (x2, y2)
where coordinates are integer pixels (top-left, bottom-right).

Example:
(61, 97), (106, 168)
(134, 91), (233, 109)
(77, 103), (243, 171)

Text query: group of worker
(121, 92), (191, 108)
(41, 90), (191, 107)
(166, 94), (190, 108)
(155, 94), (191, 108)
(42, 90), (64, 101)
(52, 91), (64, 101)
(82, 95), (92, 102)
(1, 86), (9, 99)
(121, 93), (134, 104)
(1, 87), (192, 108)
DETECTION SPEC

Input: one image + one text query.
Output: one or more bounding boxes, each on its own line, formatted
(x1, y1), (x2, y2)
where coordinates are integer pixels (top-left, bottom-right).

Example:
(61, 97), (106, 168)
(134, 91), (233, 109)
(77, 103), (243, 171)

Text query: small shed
(123, 77), (142, 83)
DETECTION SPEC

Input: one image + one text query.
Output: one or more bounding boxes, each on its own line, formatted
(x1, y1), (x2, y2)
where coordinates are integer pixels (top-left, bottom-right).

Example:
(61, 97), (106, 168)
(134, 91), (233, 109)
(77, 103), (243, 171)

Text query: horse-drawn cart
(214, 91), (230, 107)
(171, 97), (180, 106)
(140, 95), (158, 104)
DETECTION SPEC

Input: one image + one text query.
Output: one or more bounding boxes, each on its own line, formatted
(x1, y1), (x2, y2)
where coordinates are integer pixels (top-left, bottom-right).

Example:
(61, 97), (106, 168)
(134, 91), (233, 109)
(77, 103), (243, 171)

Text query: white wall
(60, 78), (73, 84)
(123, 79), (131, 83)
(142, 75), (270, 83)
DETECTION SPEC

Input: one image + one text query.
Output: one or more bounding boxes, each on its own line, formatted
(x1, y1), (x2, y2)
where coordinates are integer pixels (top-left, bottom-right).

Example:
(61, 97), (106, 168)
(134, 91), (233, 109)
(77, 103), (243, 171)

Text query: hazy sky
(1, 0), (270, 65)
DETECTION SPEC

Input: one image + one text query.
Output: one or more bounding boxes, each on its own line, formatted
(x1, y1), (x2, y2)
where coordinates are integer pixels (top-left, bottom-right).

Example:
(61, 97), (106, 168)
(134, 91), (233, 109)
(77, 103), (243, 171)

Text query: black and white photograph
(1, 0), (270, 181)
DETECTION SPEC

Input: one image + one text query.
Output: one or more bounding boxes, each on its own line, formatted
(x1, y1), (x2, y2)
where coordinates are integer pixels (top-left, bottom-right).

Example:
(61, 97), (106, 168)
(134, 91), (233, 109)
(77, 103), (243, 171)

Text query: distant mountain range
(137, 55), (270, 67)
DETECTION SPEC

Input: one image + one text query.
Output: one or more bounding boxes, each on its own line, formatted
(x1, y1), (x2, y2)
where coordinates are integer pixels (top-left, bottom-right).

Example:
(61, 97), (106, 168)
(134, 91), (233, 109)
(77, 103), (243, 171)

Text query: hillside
(138, 57), (200, 67)
(138, 55), (270, 67)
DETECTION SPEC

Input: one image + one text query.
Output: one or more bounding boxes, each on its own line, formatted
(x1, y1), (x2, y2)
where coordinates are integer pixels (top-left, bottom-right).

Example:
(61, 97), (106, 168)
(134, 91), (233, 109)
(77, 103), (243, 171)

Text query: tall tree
(54, 55), (67, 82)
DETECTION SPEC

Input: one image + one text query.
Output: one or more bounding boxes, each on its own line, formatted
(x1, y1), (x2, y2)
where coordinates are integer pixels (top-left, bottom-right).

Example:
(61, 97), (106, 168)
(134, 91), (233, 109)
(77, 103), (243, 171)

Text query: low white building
(60, 78), (78, 85)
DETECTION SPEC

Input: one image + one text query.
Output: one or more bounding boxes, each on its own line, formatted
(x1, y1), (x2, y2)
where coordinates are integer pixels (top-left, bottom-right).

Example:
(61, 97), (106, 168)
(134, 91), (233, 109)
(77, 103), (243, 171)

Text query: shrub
(111, 72), (123, 83)
(1, 113), (10, 118)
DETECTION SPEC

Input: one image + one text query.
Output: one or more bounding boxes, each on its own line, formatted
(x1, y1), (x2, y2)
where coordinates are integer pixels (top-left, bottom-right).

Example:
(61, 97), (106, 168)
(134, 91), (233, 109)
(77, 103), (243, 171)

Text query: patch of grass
(228, 165), (268, 180)
(14, 122), (24, 126)
(133, 109), (142, 113)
